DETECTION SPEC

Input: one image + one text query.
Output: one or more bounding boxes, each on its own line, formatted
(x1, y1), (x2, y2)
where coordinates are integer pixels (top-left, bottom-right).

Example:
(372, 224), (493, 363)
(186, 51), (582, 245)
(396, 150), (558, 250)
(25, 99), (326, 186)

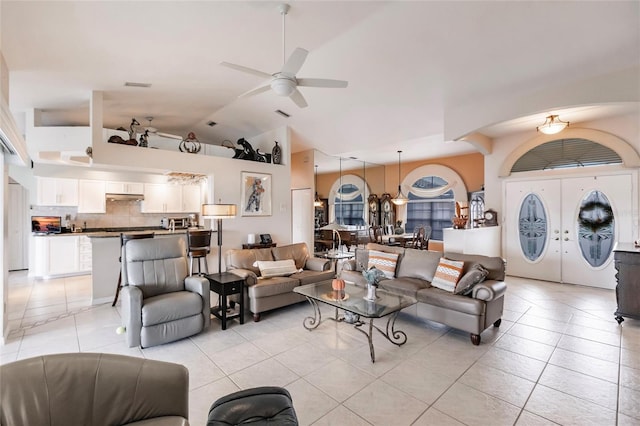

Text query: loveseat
(340, 243), (507, 345)
(0, 353), (189, 425)
(226, 242), (333, 321)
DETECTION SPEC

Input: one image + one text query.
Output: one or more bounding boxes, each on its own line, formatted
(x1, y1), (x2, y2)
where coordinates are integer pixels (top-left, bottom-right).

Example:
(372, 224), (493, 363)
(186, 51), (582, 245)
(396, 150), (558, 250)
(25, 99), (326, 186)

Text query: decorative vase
(272, 141), (282, 164)
(364, 284), (377, 301)
(332, 278), (346, 290)
(394, 220), (404, 235)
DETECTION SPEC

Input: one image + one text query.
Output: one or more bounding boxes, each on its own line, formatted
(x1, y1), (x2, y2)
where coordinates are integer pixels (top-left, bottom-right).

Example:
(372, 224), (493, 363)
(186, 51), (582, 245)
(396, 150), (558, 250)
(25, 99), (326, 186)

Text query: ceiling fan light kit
(220, 3), (348, 108)
(537, 114), (569, 135)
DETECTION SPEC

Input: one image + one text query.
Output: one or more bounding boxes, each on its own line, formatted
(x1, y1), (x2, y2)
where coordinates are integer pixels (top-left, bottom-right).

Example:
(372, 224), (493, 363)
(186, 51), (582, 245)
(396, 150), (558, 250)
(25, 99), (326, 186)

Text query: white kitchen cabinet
(78, 180), (106, 213)
(181, 184), (201, 213)
(36, 177), (78, 206)
(106, 181), (144, 194)
(32, 235), (90, 278)
(141, 183), (182, 213)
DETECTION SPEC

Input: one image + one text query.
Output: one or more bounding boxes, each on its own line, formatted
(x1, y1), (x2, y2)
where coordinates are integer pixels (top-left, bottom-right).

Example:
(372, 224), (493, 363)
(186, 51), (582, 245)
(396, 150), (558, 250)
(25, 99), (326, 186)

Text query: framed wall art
(241, 171), (272, 216)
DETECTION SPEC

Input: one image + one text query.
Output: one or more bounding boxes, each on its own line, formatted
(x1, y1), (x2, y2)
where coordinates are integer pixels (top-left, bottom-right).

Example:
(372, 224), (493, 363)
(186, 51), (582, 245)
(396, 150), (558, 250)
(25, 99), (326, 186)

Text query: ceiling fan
(220, 3), (348, 108)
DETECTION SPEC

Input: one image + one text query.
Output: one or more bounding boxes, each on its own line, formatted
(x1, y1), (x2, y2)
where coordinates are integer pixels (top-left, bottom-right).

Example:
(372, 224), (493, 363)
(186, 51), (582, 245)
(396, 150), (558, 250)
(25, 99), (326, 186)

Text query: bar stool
(187, 229), (212, 276)
(112, 232), (154, 307)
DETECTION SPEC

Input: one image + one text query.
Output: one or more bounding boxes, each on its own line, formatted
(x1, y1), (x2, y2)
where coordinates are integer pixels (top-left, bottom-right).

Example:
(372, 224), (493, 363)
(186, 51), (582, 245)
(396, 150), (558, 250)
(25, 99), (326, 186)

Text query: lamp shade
(536, 115), (569, 135)
(202, 204), (237, 219)
(320, 222), (347, 231)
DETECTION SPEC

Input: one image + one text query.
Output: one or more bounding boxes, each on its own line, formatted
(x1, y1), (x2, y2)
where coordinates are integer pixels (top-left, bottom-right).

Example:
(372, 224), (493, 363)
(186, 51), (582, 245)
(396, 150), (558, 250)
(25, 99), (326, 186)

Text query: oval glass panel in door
(518, 193), (547, 261)
(578, 190), (614, 267)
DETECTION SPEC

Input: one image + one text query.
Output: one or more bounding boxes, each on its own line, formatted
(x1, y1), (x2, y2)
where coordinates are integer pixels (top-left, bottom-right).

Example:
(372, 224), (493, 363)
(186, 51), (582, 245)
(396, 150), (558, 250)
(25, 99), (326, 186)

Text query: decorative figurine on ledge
(108, 118), (140, 146)
(231, 138), (271, 163)
(452, 201), (469, 229)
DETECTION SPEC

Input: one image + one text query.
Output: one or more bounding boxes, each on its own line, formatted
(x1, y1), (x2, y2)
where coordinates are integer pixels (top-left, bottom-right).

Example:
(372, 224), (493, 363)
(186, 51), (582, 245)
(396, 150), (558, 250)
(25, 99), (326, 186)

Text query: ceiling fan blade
(289, 89), (308, 108)
(280, 47), (308, 76)
(220, 62), (273, 80)
(297, 78), (348, 88)
(156, 132), (183, 140)
(238, 84), (272, 99)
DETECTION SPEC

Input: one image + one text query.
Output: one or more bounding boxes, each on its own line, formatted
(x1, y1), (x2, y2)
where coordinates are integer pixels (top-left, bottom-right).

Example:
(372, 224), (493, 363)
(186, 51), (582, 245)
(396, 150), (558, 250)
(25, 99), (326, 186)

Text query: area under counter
(88, 231), (187, 305)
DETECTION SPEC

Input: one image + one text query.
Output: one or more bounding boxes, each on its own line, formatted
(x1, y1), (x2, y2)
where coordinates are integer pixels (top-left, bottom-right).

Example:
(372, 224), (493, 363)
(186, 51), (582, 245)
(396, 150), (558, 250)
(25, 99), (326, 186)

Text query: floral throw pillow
(454, 264), (489, 295)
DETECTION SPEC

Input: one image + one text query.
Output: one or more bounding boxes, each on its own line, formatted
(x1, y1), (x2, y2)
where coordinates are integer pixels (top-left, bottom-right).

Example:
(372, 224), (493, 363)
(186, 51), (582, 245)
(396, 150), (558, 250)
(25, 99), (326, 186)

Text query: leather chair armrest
(185, 276), (211, 329)
(342, 259), (357, 271)
(121, 286), (143, 347)
(228, 268), (258, 286)
(305, 256), (331, 272)
(472, 280), (507, 302)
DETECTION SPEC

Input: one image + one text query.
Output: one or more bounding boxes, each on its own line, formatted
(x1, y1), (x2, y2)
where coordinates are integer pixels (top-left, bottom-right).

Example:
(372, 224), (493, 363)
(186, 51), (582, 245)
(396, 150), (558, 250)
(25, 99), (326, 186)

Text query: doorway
(504, 173), (635, 289)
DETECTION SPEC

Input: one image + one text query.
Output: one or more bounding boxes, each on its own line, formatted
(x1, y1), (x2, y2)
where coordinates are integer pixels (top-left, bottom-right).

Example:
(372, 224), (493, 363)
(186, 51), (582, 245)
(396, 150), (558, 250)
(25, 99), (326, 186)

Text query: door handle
(564, 230), (569, 234)
(554, 237), (560, 241)
(564, 237), (569, 241)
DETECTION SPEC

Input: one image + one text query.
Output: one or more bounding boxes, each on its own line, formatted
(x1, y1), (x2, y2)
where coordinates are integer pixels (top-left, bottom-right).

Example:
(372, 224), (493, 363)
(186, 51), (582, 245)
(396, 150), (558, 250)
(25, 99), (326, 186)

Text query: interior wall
(316, 152), (484, 201)
(291, 150), (313, 190)
(484, 112), (640, 230)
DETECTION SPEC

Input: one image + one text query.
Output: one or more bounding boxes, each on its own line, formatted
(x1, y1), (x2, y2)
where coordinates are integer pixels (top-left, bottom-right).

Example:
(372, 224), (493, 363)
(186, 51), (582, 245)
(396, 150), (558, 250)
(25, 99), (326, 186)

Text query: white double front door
(504, 172), (636, 289)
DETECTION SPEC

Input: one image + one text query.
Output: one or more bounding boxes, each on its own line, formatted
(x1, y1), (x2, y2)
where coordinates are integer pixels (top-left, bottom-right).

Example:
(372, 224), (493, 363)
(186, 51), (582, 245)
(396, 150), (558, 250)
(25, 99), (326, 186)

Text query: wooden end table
(206, 272), (245, 330)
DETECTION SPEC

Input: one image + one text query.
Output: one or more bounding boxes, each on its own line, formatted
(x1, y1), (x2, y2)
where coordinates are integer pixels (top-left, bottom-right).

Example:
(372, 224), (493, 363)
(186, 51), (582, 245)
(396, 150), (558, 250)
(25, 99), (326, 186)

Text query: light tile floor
(3, 271), (640, 426)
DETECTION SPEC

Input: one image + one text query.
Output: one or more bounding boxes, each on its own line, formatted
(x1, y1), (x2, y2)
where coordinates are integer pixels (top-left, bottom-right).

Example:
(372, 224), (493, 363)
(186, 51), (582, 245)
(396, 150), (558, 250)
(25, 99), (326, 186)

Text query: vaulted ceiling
(2, 1), (639, 166)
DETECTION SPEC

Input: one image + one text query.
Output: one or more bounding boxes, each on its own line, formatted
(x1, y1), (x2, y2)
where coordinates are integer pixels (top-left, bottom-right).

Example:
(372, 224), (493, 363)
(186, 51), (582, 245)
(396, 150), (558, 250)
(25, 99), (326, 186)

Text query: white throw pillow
(367, 250), (399, 279)
(254, 259), (298, 278)
(431, 257), (464, 292)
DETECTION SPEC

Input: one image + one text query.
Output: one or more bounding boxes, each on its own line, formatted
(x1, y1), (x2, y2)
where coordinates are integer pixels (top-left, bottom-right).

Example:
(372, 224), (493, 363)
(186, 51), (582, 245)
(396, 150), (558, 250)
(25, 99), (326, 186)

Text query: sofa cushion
(367, 250), (399, 278)
(293, 269), (335, 285)
(396, 249), (442, 282)
(249, 277), (301, 299)
(431, 258), (464, 292)
(380, 277), (430, 298)
(454, 264), (489, 295)
(255, 259), (299, 278)
(416, 287), (485, 316)
(227, 248), (274, 275)
(444, 252), (505, 281)
(142, 292), (203, 326)
(272, 243), (309, 269)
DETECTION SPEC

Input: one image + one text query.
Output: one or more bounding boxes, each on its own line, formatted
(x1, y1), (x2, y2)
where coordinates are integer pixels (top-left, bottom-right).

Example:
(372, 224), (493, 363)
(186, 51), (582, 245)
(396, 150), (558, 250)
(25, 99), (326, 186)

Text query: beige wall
(316, 152), (484, 199)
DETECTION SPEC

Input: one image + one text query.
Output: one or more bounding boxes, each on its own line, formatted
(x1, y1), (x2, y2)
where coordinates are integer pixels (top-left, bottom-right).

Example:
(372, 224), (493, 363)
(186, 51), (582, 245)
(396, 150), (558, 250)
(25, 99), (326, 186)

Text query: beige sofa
(226, 242), (333, 321)
(0, 353), (189, 425)
(340, 243), (507, 345)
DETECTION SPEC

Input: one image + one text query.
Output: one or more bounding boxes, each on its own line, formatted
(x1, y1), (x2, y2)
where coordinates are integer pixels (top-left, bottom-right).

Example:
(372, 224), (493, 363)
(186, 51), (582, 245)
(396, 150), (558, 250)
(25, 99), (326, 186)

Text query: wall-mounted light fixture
(314, 165), (323, 207)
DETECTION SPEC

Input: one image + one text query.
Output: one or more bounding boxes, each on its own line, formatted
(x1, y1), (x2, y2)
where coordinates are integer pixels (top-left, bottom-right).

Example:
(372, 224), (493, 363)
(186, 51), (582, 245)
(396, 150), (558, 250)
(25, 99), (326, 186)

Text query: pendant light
(391, 150), (408, 206)
(313, 165), (323, 207)
(536, 115), (569, 135)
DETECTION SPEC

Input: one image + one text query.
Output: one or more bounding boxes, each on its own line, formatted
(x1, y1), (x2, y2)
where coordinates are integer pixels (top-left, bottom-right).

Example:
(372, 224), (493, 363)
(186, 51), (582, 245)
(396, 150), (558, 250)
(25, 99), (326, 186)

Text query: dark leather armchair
(0, 353), (189, 426)
(207, 386), (298, 426)
(121, 237), (210, 348)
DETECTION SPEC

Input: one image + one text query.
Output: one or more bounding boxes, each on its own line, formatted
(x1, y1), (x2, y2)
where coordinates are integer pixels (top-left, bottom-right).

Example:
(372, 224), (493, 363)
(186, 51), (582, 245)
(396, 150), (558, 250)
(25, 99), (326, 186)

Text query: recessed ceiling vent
(511, 138), (622, 173)
(124, 82), (152, 88)
(275, 110), (290, 118)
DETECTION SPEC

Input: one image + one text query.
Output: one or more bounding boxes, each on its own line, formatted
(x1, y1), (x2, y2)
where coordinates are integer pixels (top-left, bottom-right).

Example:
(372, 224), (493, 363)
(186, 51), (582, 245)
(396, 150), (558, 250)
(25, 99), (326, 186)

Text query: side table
(206, 272), (245, 330)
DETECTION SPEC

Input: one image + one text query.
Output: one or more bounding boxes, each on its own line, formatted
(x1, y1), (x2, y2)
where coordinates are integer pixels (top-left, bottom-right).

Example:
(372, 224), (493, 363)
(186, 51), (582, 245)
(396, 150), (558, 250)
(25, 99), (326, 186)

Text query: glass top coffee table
(293, 280), (417, 362)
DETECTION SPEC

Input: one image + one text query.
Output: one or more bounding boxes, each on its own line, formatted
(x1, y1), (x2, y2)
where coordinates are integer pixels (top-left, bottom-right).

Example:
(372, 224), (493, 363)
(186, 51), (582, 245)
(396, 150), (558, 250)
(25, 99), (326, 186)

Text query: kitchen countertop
(33, 227), (207, 238)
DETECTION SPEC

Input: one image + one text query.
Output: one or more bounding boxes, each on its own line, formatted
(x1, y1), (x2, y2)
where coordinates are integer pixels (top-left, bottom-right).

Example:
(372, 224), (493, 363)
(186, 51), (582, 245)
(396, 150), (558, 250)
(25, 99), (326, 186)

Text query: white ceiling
(2, 1), (639, 167)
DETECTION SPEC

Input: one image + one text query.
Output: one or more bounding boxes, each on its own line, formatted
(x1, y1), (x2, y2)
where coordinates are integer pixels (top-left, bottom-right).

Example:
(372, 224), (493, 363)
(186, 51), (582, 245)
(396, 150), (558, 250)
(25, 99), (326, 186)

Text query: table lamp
(202, 202), (237, 274)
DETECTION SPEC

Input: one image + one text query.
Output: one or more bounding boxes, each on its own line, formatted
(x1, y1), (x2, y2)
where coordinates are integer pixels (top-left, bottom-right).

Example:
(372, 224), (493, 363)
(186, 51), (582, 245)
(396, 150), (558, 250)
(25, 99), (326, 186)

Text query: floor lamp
(202, 203), (237, 274)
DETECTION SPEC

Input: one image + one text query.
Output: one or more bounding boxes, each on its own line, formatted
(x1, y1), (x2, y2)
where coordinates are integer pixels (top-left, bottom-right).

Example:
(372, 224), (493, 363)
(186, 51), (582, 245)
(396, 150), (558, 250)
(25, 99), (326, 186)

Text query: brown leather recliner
(0, 353), (189, 425)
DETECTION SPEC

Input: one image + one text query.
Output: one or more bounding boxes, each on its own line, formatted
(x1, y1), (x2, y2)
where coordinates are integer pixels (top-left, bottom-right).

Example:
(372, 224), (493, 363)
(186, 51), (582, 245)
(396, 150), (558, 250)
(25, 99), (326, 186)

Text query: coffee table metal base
(301, 297), (408, 363)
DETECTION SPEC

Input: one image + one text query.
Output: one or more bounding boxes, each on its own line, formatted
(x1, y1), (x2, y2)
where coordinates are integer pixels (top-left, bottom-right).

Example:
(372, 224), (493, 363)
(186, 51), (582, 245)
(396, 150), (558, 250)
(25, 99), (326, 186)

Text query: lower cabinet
(32, 235), (92, 278)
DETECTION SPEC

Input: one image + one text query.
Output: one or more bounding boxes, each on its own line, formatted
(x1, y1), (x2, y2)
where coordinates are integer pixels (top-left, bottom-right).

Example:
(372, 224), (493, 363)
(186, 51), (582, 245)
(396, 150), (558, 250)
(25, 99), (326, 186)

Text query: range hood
(106, 193), (144, 201)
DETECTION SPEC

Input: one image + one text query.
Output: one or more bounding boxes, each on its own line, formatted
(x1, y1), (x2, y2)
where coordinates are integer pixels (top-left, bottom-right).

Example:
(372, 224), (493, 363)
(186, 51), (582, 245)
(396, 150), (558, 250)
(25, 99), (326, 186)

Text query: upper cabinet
(78, 180), (106, 213)
(105, 181), (144, 194)
(181, 184), (201, 213)
(141, 183), (200, 213)
(36, 177), (78, 206)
